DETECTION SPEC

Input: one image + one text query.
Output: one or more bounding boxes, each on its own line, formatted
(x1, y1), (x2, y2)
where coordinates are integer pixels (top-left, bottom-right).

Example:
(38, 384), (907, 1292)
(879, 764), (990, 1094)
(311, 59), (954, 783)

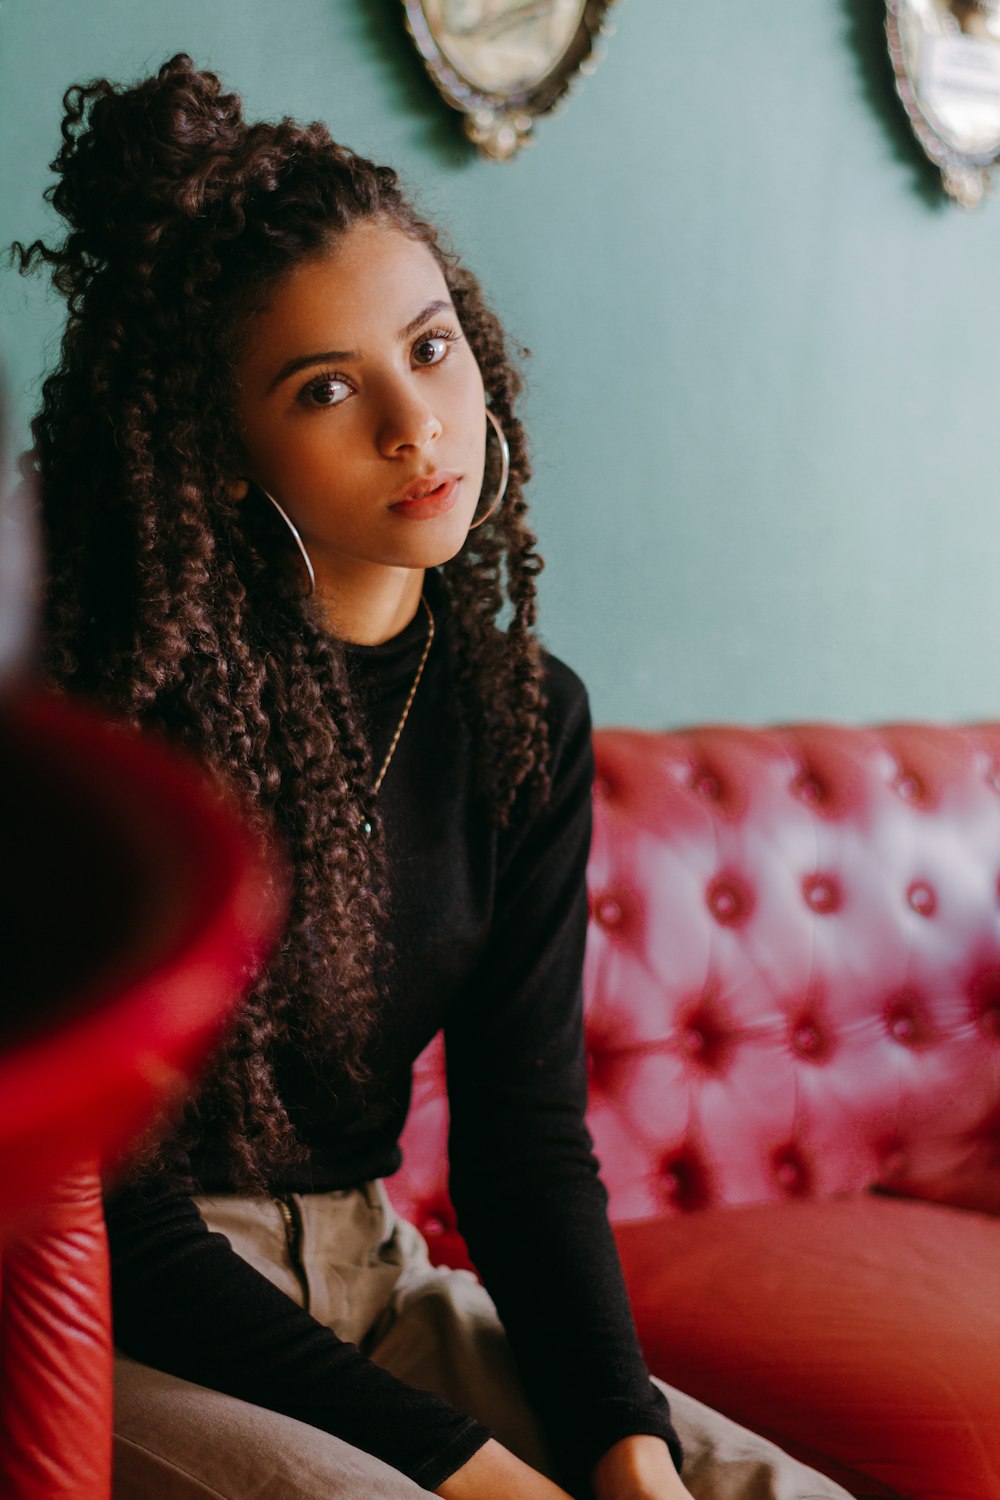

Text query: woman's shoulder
(525, 649), (593, 821)
(538, 647), (592, 748)
(496, 645), (594, 866)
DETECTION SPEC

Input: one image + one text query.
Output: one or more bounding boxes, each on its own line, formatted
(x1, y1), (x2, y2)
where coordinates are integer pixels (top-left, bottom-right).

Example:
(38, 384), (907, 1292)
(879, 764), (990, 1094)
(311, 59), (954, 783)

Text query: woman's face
(233, 220), (488, 591)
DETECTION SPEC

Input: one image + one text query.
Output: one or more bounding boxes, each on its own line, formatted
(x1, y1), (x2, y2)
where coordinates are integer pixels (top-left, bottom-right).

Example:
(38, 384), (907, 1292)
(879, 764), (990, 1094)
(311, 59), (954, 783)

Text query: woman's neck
(313, 562), (426, 646)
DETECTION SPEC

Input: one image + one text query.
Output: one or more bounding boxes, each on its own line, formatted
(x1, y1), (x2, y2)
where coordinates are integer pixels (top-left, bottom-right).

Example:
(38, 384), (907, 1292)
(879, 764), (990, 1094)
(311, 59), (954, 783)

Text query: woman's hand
(592, 1435), (695, 1500)
(435, 1434), (694, 1500)
(435, 1438), (575, 1500)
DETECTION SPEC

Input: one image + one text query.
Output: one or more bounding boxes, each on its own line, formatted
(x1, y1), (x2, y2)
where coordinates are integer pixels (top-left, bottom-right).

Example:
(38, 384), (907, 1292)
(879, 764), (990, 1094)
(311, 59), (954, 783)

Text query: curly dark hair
(14, 53), (551, 1188)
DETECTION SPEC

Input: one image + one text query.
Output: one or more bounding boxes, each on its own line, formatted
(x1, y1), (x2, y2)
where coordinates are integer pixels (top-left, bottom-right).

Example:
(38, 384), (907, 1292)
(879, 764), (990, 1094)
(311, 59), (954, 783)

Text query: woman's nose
(375, 382), (442, 457)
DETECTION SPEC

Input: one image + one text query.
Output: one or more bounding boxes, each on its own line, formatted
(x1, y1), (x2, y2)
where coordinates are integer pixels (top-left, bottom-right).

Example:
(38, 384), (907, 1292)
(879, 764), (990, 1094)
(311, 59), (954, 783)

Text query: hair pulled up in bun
(14, 54), (549, 1187)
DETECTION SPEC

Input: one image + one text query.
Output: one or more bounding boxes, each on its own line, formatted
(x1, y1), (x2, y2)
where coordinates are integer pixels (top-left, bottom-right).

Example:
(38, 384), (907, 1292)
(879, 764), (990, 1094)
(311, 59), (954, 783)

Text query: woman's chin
(386, 515), (482, 569)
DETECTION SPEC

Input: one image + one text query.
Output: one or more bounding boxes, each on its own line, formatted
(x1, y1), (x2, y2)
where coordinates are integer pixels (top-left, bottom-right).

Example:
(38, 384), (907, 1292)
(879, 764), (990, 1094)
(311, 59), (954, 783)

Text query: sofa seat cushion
(615, 1194), (1000, 1500)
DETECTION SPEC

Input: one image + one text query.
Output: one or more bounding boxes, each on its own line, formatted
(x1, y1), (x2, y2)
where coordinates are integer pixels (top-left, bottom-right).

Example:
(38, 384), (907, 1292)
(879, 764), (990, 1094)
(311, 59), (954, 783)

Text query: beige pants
(113, 1185), (854, 1500)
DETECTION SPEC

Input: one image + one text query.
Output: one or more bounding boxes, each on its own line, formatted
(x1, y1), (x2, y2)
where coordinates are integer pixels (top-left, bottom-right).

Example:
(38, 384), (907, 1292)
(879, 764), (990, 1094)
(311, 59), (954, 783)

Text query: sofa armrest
(0, 1164), (111, 1500)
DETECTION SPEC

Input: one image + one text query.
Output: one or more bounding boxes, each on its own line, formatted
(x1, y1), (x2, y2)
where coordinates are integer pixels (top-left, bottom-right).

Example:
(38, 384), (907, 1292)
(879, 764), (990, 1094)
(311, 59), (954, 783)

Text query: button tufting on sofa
(803, 875), (840, 914)
(680, 1026), (707, 1056)
(595, 894), (622, 928)
(791, 1021), (824, 1058)
(880, 1145), (907, 1178)
(773, 1149), (811, 1196)
(775, 1160), (800, 1191)
(706, 876), (753, 926)
(658, 1152), (710, 1212)
(887, 1007), (919, 1044)
(586, 1040), (614, 1090)
(675, 1007), (734, 1073)
(907, 881), (936, 916)
(894, 771), (923, 802)
(979, 1004), (1000, 1039)
(790, 771), (823, 805)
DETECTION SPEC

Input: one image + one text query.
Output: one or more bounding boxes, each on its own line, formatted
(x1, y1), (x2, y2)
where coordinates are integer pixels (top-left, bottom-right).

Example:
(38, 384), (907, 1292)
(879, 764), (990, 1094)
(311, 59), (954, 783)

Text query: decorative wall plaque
(887, 0), (1000, 204)
(402, 0), (619, 161)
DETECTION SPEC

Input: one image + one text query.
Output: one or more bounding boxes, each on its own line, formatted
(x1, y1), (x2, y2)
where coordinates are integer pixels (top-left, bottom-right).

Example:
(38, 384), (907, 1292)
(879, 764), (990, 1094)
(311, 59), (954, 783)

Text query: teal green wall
(3, 2), (1000, 728)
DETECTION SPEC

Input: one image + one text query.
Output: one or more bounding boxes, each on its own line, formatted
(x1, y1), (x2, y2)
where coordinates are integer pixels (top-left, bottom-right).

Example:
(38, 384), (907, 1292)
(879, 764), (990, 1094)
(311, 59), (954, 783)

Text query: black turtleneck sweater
(105, 574), (681, 1494)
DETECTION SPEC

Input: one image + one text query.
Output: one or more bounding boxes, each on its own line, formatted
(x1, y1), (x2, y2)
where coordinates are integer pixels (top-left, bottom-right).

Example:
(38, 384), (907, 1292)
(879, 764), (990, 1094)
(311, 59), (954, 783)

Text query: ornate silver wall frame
(401, 1), (620, 161)
(887, 0), (1000, 205)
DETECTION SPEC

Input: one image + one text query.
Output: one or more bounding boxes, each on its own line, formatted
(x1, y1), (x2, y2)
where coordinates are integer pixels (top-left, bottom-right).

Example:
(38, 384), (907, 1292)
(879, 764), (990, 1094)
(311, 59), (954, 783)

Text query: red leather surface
(393, 723), (1000, 1240)
(617, 1195), (1000, 1500)
(0, 1169), (111, 1500)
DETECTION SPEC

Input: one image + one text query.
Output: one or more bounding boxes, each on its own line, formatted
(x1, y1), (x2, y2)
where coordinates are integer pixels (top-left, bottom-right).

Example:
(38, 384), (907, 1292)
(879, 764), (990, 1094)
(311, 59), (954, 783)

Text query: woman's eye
(412, 334), (453, 367)
(299, 374), (351, 408)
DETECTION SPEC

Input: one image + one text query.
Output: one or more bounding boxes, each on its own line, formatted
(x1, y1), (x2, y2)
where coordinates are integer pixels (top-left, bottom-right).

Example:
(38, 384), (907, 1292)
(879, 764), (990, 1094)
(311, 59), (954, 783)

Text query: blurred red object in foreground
(0, 688), (284, 1500)
(0, 691), (284, 1232)
(0, 383), (285, 1494)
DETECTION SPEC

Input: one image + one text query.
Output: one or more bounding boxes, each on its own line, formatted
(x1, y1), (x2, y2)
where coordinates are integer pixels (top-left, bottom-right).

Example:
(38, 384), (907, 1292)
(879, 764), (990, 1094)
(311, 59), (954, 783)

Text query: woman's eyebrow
(267, 300), (456, 394)
(398, 298), (454, 340)
(268, 348), (356, 393)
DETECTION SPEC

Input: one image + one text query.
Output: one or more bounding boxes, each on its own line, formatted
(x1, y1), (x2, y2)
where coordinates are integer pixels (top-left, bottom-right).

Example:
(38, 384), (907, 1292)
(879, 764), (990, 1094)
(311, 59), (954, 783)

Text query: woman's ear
(224, 477), (251, 502)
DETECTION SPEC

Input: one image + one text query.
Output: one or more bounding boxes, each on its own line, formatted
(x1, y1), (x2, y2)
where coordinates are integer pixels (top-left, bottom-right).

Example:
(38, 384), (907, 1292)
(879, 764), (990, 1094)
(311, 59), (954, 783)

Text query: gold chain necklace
(361, 593), (435, 837)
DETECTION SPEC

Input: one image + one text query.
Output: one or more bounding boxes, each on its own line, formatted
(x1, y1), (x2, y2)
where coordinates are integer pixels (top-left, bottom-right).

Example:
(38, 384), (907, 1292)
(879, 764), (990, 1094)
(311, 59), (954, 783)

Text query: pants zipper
(274, 1195), (310, 1311)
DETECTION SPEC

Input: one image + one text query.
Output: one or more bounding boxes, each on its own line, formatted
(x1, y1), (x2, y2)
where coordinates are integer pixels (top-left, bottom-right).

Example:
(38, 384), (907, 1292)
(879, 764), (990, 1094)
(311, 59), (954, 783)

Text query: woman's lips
(389, 474), (461, 520)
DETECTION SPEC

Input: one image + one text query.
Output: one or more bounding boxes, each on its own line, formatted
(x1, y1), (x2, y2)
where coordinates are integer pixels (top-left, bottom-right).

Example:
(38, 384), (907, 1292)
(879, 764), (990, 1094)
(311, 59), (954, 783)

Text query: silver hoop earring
(258, 485), (316, 598)
(468, 408), (510, 531)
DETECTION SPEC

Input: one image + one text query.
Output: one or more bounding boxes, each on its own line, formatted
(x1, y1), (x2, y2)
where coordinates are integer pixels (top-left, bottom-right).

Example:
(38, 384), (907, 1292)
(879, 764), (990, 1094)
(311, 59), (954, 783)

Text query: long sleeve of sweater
(106, 1176), (490, 1488)
(444, 661), (682, 1492)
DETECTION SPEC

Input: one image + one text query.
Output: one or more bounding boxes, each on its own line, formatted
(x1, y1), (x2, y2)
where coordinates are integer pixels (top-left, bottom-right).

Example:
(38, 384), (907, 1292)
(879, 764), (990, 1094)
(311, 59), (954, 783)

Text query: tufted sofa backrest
(393, 723), (1000, 1259)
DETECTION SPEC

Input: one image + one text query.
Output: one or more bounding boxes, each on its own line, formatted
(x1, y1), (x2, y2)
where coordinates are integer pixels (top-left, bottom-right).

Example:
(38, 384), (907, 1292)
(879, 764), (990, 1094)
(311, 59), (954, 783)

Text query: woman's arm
(106, 1173), (492, 1490)
(436, 1434), (698, 1500)
(593, 1437), (697, 1500)
(443, 657), (684, 1496)
(436, 1439), (574, 1500)
(112, 1177), (635, 1498)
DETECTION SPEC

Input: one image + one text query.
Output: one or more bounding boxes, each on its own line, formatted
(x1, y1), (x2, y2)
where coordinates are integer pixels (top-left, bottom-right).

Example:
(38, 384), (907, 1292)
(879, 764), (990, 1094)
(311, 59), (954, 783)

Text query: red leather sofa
(6, 719), (999, 1500)
(393, 723), (1000, 1500)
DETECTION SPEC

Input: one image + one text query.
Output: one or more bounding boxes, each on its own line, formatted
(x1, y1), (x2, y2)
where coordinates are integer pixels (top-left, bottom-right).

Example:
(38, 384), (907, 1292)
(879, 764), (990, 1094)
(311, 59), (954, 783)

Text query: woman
(15, 55), (855, 1500)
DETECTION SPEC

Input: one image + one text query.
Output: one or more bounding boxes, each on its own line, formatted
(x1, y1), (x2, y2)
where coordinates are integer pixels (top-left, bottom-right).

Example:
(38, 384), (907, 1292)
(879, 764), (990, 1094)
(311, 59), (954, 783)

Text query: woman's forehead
(245, 224), (450, 358)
